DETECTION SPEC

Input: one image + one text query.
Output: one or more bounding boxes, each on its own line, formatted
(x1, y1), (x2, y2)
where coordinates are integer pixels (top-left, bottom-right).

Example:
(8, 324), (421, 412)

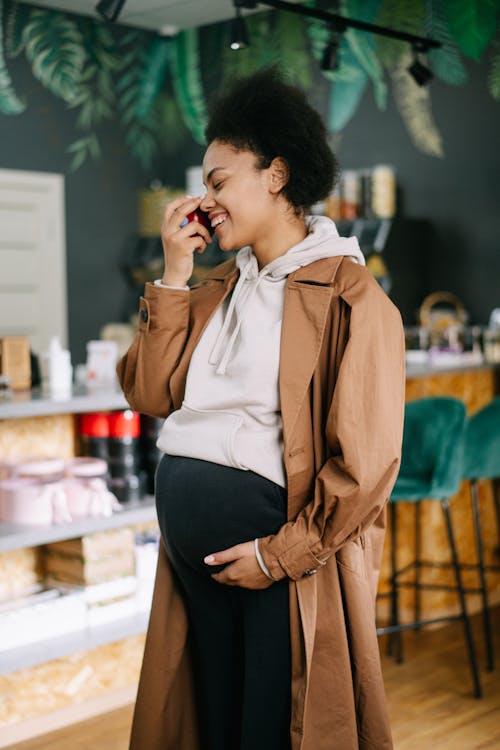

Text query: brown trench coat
(117, 253), (406, 750)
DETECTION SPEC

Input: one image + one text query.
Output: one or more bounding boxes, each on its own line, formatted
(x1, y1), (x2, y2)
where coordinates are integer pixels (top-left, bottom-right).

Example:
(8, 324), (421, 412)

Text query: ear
(268, 157), (289, 194)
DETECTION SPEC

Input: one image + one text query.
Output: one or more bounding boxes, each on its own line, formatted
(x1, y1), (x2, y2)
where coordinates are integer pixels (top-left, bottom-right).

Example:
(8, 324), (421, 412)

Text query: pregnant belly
(155, 453), (286, 576)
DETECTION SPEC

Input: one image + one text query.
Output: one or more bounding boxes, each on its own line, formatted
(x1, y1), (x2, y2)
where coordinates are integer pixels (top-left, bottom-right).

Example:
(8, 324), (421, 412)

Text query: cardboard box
(0, 336), (31, 390)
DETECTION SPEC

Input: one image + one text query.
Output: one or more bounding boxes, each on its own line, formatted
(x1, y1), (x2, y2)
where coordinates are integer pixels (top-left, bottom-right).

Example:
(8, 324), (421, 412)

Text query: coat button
(303, 568), (317, 576)
(140, 309), (148, 323)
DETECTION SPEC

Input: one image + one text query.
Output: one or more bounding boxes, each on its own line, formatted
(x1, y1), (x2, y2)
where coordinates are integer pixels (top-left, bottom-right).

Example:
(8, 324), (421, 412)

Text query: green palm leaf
(22, 8), (86, 104)
(488, 37), (500, 99)
(66, 20), (122, 169)
(444, 0), (500, 61)
(5, 0), (31, 58)
(172, 29), (208, 144)
(135, 36), (171, 120)
(424, 0), (467, 85)
(67, 133), (101, 172)
(0, 0), (25, 114)
(116, 31), (168, 169)
(328, 67), (369, 131)
(343, 0), (387, 109)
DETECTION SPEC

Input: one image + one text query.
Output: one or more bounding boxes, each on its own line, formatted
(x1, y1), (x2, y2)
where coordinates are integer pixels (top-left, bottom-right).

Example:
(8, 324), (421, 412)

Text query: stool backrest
(399, 397), (466, 498)
(463, 397), (500, 481)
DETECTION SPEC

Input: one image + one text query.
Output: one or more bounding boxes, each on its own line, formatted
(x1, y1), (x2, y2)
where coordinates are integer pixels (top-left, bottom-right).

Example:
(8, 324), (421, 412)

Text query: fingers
(163, 195), (200, 226)
(204, 544), (244, 566)
(176, 220), (212, 247)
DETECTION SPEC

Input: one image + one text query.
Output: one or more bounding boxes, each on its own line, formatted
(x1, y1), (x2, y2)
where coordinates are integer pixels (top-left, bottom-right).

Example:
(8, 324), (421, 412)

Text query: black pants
(155, 453), (291, 750)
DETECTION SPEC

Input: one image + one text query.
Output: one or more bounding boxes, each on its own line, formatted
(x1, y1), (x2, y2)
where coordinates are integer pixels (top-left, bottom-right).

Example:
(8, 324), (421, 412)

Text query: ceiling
(25, 0), (304, 33)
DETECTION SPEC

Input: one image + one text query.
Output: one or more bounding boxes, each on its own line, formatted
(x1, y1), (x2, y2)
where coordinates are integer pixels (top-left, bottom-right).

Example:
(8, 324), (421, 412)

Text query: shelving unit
(0, 386), (158, 741)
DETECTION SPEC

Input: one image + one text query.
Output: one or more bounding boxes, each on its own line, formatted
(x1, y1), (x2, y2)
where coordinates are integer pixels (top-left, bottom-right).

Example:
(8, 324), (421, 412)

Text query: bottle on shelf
(107, 410), (144, 504)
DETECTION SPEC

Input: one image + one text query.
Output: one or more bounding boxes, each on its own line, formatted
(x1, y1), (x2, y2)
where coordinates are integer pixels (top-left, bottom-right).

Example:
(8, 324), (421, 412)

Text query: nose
(200, 192), (215, 212)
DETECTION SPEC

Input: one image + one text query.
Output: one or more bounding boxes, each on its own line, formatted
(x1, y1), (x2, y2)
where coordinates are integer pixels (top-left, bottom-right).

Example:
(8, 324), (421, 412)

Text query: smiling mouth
(211, 214), (227, 229)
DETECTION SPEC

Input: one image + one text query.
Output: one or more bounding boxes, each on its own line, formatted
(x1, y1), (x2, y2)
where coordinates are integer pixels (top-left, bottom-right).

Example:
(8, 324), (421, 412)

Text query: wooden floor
(10, 607), (500, 750)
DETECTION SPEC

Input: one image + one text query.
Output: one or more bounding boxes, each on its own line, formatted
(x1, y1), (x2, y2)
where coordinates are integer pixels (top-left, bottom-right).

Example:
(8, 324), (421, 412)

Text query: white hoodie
(156, 215), (365, 487)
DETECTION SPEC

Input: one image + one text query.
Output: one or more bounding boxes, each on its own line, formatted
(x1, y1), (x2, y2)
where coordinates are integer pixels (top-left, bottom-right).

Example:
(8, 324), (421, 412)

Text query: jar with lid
(371, 164), (396, 218)
(64, 457), (120, 519)
(340, 170), (360, 220)
(1, 458), (69, 524)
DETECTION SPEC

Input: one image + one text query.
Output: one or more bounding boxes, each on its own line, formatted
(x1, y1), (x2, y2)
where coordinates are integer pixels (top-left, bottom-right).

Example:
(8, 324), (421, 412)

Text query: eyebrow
(203, 167), (226, 186)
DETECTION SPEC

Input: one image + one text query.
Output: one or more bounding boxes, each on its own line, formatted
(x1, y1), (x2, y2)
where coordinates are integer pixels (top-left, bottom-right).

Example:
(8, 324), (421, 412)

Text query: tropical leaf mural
(424, 0), (468, 86)
(171, 28), (208, 144)
(444, 0), (499, 61)
(0, 0), (498, 170)
(22, 8), (86, 105)
(67, 20), (121, 170)
(116, 31), (171, 169)
(390, 47), (444, 157)
(0, 0), (24, 113)
(5, 0), (30, 58)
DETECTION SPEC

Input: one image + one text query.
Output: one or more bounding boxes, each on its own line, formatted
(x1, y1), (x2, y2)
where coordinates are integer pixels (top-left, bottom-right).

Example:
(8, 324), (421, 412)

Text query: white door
(0, 169), (67, 354)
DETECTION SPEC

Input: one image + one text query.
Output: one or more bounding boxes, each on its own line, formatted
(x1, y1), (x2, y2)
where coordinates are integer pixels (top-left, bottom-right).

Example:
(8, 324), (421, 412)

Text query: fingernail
(204, 555), (215, 563)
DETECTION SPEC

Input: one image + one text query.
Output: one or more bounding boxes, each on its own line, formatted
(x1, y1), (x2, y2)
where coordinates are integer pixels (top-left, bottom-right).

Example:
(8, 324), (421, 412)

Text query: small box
(0, 336), (31, 390)
(43, 528), (136, 585)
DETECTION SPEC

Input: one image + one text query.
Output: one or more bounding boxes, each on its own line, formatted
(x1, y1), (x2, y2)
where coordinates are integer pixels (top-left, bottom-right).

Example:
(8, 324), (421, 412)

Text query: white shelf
(0, 497), (157, 552)
(0, 608), (150, 676)
(0, 384), (129, 420)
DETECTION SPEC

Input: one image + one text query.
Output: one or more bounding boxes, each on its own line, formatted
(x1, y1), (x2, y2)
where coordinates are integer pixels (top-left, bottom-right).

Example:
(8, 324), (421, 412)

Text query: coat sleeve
(258, 277), (406, 582)
(116, 282), (190, 418)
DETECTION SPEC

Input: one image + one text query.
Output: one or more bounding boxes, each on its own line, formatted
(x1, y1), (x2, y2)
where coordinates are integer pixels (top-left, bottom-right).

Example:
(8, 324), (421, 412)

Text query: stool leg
(415, 500), (422, 629)
(441, 497), (482, 698)
(494, 478), (500, 547)
(470, 480), (494, 671)
(387, 502), (404, 662)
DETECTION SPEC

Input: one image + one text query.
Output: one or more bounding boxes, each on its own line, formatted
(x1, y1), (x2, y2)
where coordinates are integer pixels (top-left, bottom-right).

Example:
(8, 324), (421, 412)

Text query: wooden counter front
(377, 364), (500, 624)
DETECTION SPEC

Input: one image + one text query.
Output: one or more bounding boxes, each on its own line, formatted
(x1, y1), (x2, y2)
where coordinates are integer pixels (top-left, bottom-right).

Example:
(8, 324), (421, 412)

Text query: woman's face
(200, 140), (285, 252)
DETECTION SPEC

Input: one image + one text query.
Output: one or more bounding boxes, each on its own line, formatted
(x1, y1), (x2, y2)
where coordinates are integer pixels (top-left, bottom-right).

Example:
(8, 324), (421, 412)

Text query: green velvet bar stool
(463, 396), (500, 672)
(376, 396), (482, 699)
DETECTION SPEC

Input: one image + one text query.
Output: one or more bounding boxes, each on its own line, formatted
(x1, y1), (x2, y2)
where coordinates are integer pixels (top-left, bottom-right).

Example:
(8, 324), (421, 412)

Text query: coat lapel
(279, 258), (343, 455)
(169, 263), (238, 410)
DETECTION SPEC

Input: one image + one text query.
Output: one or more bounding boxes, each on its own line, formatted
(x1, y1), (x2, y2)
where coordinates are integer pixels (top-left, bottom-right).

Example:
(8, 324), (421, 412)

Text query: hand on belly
(204, 540), (274, 590)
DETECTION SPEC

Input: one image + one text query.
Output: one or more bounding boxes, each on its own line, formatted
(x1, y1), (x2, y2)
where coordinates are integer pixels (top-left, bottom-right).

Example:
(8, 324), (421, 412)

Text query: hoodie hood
(209, 215), (365, 375)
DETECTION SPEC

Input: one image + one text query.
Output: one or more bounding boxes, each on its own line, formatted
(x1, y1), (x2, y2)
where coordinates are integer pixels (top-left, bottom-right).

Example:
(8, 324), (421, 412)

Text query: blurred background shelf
(0, 496), (156, 552)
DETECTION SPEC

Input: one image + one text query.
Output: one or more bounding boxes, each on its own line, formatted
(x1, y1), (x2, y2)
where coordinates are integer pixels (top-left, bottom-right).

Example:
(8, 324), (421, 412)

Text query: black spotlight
(230, 6), (249, 50)
(407, 44), (433, 86)
(96, 0), (127, 23)
(321, 35), (341, 72)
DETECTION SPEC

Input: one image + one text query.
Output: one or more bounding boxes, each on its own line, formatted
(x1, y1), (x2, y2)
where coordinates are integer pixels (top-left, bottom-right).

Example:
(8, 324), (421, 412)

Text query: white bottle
(41, 337), (73, 397)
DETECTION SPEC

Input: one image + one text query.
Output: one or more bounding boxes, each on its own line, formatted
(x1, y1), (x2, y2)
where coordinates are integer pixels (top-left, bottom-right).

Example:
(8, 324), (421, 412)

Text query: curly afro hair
(204, 66), (339, 214)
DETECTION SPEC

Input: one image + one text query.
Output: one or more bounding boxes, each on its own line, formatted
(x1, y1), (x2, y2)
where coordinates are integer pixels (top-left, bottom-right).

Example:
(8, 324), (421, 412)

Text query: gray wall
(335, 55), (499, 327)
(0, 18), (498, 365)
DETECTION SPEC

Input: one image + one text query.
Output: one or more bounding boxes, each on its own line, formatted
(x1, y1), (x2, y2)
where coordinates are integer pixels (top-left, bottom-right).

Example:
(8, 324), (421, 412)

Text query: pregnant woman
(117, 66), (405, 750)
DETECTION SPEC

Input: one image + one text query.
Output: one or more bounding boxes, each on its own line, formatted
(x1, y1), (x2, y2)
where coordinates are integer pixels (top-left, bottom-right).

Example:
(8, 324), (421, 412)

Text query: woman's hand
(160, 195), (213, 286)
(204, 541), (275, 590)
